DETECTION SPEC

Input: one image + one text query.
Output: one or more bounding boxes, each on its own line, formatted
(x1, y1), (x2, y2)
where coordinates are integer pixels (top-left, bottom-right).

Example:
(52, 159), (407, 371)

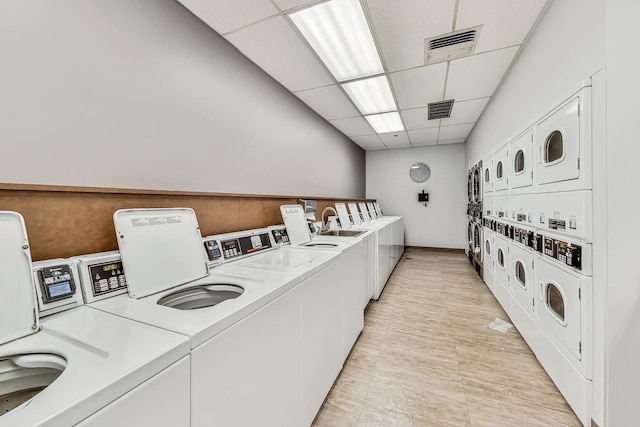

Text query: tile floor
(313, 248), (581, 426)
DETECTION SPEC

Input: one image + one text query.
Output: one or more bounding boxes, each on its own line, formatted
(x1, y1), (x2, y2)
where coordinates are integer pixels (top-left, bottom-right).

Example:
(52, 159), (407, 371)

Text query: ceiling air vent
(424, 26), (481, 64)
(428, 100), (454, 120)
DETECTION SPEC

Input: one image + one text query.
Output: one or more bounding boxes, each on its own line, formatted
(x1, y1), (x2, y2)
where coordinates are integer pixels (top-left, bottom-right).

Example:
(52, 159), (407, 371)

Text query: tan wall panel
(0, 186), (372, 261)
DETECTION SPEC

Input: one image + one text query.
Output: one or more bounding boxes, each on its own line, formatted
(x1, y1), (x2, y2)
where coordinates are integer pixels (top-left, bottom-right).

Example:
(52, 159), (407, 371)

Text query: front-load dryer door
(483, 157), (493, 195)
(494, 235), (510, 287)
(535, 95), (582, 186)
(493, 146), (509, 192)
(510, 244), (534, 311)
(535, 257), (582, 360)
(510, 129), (534, 190)
(0, 212), (38, 344)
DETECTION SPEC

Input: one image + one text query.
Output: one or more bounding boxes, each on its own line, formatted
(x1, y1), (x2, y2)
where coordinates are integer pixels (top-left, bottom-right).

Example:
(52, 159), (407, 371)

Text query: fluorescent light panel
(342, 76), (395, 115)
(365, 112), (405, 133)
(289, 0), (383, 82)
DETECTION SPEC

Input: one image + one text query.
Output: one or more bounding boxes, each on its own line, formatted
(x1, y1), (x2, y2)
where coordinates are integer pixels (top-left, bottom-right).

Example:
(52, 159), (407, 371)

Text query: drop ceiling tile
(351, 135), (386, 149)
(445, 47), (518, 100)
(226, 16), (334, 92)
(178, 0), (278, 35)
(379, 131), (410, 146)
(456, 0), (548, 53)
(272, 0), (319, 11)
(440, 97), (490, 126)
(390, 63), (448, 110)
(408, 128), (439, 146)
(295, 85), (359, 120)
(330, 117), (375, 137)
(438, 139), (466, 145)
(366, 0), (456, 71)
(439, 123), (475, 140)
(401, 108), (440, 131)
(364, 146), (389, 151)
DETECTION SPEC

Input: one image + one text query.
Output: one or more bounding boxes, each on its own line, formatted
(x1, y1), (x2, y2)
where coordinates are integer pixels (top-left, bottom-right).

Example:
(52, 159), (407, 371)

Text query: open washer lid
(0, 211), (38, 345)
(114, 208), (209, 299)
(280, 204), (312, 247)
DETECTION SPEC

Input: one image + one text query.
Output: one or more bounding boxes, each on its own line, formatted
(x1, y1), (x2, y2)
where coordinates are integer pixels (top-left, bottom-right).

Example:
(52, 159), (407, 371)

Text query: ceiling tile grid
(226, 16), (334, 92)
(294, 85), (359, 120)
(177, 0), (549, 151)
(390, 63), (448, 110)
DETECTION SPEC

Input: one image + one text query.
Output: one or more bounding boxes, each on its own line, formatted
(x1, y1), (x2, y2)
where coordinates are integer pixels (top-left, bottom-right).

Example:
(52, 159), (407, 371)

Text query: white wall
(604, 2), (640, 425)
(366, 144), (466, 249)
(0, 1), (364, 198)
(466, 0), (605, 165)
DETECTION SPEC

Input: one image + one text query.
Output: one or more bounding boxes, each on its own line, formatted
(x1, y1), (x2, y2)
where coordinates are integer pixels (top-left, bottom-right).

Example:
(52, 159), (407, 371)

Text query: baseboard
(405, 246), (465, 253)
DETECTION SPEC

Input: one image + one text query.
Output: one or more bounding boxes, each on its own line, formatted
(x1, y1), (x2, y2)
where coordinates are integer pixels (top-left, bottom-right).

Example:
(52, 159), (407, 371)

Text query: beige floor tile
(314, 248), (580, 427)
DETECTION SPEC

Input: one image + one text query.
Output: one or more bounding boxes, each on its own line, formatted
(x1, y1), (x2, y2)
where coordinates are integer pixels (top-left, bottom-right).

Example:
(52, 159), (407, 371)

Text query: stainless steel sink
(318, 229), (365, 237)
(157, 284), (244, 310)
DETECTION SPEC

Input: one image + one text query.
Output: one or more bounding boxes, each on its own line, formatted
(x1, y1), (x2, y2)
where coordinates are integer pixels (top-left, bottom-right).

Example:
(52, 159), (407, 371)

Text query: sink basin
(318, 229), (365, 237)
(0, 353), (66, 417)
(158, 284), (244, 310)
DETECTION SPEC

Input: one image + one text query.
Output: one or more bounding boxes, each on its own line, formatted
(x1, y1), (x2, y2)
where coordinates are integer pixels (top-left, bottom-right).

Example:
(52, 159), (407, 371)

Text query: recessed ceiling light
(341, 76), (396, 115)
(289, 0), (384, 82)
(365, 112), (405, 134)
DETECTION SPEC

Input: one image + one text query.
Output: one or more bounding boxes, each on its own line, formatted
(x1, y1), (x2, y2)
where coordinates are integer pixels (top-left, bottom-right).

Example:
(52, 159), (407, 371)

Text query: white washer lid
(0, 211), (38, 345)
(348, 203), (362, 225)
(359, 202), (371, 222)
(335, 203), (352, 229)
(280, 204), (312, 247)
(113, 208), (209, 298)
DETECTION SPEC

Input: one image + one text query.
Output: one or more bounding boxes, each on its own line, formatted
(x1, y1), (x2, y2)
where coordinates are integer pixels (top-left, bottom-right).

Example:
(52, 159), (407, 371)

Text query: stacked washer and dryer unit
(480, 81), (593, 425)
(467, 160), (484, 279)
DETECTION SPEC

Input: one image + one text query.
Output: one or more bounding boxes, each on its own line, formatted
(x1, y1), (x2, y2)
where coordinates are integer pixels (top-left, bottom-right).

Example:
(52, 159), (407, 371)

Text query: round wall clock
(410, 162), (431, 183)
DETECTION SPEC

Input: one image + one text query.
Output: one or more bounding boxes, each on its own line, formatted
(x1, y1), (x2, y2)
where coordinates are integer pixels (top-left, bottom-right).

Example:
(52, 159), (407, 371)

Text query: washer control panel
(220, 232), (272, 261)
(37, 264), (76, 303)
(88, 260), (127, 297)
(203, 239), (222, 262)
(270, 227), (290, 245)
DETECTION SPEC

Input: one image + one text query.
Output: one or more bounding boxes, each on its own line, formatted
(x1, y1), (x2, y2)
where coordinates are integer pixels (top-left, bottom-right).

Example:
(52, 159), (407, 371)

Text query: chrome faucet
(320, 207), (337, 232)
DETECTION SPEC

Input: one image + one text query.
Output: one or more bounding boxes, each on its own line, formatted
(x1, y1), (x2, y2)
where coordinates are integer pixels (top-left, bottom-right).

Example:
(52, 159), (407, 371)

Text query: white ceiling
(178, 0), (548, 151)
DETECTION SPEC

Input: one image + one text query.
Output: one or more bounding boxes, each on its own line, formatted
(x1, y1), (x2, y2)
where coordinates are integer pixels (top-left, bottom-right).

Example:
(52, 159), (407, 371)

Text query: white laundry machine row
(74, 207), (348, 427)
(0, 211), (190, 427)
(485, 84), (592, 197)
(339, 202), (404, 300)
(481, 216), (594, 425)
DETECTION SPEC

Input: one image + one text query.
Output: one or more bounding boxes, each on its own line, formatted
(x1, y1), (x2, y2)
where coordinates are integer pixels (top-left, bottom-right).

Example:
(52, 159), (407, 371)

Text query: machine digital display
(38, 264), (76, 303)
(48, 281), (72, 298)
(204, 240), (222, 261)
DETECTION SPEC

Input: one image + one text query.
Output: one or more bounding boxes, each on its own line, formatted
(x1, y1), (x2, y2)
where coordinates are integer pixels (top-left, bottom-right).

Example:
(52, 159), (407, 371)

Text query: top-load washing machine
(0, 211), (190, 427)
(76, 208), (341, 427)
(280, 204), (367, 357)
(534, 85), (592, 193)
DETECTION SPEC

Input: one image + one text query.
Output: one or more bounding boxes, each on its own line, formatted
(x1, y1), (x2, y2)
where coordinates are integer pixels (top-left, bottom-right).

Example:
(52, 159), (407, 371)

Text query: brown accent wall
(0, 184), (373, 261)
